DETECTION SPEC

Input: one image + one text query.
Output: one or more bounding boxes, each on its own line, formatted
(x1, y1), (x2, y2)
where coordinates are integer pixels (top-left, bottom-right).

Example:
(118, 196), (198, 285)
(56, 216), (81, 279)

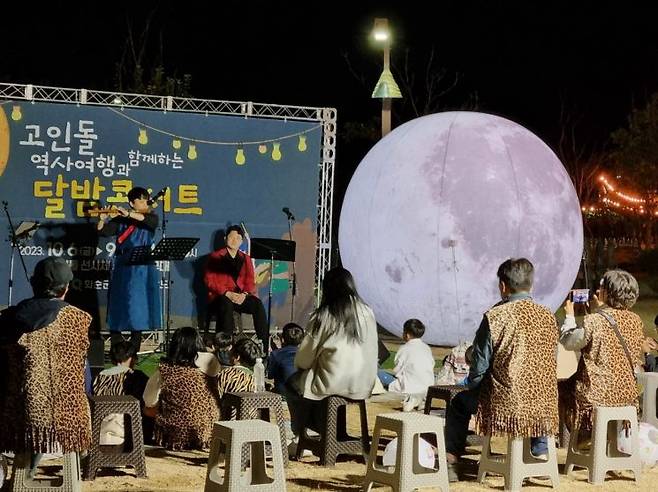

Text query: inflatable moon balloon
(339, 112), (583, 346)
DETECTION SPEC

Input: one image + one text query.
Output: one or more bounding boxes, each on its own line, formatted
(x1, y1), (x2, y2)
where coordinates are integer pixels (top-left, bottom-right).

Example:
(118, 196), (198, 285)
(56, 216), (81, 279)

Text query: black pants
(445, 387), (548, 456)
(209, 294), (268, 354)
(110, 331), (142, 355)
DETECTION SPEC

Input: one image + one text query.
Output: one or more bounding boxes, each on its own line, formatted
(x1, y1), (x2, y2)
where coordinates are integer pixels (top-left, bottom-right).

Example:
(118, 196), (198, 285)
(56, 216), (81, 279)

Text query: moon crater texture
(339, 112), (583, 345)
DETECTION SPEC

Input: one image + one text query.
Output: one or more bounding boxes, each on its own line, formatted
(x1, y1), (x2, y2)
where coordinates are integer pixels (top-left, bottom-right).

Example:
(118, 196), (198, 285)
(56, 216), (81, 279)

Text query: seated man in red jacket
(204, 225), (268, 354)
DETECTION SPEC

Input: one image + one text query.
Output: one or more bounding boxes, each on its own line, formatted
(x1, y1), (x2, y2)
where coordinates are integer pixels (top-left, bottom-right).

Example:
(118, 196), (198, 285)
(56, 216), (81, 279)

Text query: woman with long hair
(288, 267), (378, 436)
(143, 326), (221, 450)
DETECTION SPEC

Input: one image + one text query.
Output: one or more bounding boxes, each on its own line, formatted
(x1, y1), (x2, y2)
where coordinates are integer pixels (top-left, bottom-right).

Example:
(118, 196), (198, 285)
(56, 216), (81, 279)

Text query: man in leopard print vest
(445, 258), (559, 480)
(0, 257), (92, 475)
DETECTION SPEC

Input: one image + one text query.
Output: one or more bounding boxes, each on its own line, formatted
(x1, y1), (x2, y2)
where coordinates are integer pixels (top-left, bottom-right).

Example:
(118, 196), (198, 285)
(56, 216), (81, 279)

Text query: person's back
(388, 319), (435, 395)
(93, 341), (150, 445)
(144, 327), (220, 450)
(217, 337), (259, 419)
(0, 258), (92, 456)
(477, 298), (558, 435)
(268, 323), (304, 394)
(296, 297), (378, 400)
(560, 270), (645, 432)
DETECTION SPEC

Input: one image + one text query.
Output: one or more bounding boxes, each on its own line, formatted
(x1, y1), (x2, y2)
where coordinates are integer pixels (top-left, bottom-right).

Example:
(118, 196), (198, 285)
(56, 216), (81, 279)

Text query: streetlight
(371, 17), (402, 137)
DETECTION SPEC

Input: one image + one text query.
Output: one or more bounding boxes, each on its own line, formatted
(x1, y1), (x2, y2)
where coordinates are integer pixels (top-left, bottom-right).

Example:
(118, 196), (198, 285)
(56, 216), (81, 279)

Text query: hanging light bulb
(235, 146), (246, 165)
(271, 142), (282, 161)
(258, 144), (268, 154)
(11, 105), (22, 121)
(138, 128), (148, 145)
(297, 135), (307, 151)
(172, 139), (182, 149)
(187, 144), (197, 160)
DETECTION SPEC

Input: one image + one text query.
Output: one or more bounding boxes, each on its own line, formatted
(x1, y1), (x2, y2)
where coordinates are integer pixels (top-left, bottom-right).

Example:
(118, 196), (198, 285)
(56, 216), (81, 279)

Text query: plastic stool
(222, 391), (288, 466)
(565, 405), (641, 484)
(11, 453), (81, 492)
(637, 372), (658, 428)
(83, 395), (147, 480)
(364, 412), (449, 492)
(205, 420), (286, 492)
(424, 384), (465, 416)
(478, 435), (559, 491)
(296, 395), (369, 466)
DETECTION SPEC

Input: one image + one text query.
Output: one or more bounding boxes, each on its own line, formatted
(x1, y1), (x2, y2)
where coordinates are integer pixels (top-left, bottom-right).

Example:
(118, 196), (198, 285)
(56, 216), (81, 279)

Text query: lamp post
(371, 18), (402, 137)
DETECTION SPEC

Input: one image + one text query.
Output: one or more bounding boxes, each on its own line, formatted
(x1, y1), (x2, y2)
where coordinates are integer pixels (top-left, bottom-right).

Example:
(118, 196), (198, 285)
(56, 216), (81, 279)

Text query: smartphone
(571, 288), (590, 304)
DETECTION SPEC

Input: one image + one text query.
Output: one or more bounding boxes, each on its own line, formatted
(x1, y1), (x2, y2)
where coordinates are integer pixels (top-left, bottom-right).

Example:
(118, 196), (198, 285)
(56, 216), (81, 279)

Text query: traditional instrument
(82, 205), (125, 217)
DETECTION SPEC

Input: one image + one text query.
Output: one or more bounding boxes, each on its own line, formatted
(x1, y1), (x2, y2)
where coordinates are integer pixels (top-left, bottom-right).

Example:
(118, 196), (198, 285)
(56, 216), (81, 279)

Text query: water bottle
(254, 357), (265, 392)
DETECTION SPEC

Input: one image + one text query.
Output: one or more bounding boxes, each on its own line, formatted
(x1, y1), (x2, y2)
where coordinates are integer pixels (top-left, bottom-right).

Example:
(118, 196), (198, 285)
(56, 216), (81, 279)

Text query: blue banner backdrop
(0, 100), (321, 333)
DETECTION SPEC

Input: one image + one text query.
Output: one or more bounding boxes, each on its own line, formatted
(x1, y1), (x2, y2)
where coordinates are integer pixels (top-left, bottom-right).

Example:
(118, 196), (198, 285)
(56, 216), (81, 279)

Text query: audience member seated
(385, 319), (436, 411)
(0, 258), (92, 477)
(214, 332), (234, 367)
(143, 327), (221, 450)
(560, 269), (645, 439)
(92, 341), (152, 444)
(287, 267), (378, 436)
(217, 337), (258, 398)
(444, 258), (559, 482)
(268, 323), (304, 394)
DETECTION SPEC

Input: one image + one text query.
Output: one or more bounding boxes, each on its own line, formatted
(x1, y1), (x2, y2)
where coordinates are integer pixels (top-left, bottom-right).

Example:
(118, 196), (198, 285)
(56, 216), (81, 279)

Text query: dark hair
(230, 337), (260, 367)
(164, 326), (205, 367)
(225, 225), (244, 238)
(128, 187), (150, 203)
(655, 314), (658, 327)
(497, 258), (534, 293)
(110, 341), (136, 365)
(201, 332), (215, 349)
(214, 332), (233, 349)
(282, 323), (304, 346)
(600, 269), (639, 310)
(312, 267), (365, 343)
(403, 319), (425, 339)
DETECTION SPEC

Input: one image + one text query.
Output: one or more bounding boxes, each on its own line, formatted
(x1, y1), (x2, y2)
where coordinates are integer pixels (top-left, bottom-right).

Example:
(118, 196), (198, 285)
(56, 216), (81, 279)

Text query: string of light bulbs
(108, 106), (320, 164)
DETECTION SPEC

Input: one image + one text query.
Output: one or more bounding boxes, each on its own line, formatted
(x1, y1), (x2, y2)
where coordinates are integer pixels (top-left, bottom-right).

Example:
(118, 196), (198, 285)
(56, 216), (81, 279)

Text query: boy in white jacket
(388, 319), (436, 411)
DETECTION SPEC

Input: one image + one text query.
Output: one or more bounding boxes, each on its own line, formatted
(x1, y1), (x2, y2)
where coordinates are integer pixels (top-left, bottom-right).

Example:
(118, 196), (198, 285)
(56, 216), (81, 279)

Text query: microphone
(282, 207), (295, 221)
(148, 187), (168, 205)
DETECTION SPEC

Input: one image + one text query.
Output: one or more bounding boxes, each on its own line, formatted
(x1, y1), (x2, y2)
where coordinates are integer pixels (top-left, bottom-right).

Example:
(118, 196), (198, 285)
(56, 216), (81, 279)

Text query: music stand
(129, 237), (199, 352)
(250, 238), (296, 329)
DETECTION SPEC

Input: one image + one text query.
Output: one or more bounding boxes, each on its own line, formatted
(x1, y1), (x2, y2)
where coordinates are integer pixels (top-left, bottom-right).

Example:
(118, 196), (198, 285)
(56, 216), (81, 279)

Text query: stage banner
(0, 100), (322, 332)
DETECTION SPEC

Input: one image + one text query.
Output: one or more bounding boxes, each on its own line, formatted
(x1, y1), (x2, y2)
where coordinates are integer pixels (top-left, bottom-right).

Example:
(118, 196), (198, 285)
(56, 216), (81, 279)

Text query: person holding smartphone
(559, 270), (645, 440)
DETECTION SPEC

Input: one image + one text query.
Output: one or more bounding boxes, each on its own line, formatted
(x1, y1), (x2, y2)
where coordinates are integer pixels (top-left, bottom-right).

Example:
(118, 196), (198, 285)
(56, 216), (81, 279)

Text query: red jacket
(204, 247), (256, 301)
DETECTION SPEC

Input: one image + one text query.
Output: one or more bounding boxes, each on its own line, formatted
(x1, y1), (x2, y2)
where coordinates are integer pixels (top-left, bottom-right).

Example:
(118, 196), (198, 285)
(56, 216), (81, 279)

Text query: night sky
(4, 1), (658, 211)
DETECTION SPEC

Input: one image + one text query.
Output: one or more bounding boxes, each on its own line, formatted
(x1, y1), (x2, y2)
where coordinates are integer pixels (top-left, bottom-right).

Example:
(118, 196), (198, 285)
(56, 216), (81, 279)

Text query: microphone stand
(3, 201), (30, 306)
(286, 214), (297, 322)
(160, 202), (173, 353)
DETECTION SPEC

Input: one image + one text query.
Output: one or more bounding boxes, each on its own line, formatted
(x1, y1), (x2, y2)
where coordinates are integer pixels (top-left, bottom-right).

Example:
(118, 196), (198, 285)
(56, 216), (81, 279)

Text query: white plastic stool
(364, 412), (449, 492)
(637, 372), (658, 428)
(565, 405), (641, 484)
(205, 420), (286, 492)
(11, 453), (81, 492)
(477, 435), (559, 491)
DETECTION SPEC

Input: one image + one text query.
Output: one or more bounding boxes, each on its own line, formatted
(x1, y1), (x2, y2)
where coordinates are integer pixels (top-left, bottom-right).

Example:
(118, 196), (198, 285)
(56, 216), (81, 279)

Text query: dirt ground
(3, 394), (658, 492)
(4, 339), (658, 491)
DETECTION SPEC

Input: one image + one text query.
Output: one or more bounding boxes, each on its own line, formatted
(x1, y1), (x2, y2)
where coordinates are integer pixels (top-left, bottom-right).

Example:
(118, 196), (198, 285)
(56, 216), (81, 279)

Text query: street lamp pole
(371, 18), (402, 138)
(382, 41), (392, 136)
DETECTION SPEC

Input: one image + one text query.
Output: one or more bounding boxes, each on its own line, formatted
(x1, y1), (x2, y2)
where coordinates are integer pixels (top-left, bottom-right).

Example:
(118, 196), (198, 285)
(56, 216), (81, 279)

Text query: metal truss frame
(0, 82), (336, 307)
